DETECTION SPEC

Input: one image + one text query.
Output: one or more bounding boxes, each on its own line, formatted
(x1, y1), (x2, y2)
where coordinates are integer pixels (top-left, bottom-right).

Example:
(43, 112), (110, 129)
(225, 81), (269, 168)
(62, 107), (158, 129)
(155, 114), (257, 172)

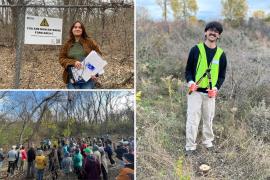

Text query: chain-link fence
(0, 0), (134, 89)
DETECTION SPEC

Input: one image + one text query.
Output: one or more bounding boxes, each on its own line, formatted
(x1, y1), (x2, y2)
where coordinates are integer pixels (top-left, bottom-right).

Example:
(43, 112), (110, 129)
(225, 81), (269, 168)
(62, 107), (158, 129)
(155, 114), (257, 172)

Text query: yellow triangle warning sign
(40, 18), (49, 26)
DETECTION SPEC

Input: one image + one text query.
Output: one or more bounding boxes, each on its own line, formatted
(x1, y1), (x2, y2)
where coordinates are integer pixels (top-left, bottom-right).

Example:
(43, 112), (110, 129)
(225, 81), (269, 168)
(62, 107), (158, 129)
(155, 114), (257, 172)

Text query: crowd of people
(0, 136), (134, 180)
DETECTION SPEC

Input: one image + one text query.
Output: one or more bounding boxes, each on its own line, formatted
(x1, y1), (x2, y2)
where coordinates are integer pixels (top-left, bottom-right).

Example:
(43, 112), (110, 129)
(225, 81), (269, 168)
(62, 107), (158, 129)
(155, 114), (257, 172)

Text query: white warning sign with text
(25, 15), (63, 45)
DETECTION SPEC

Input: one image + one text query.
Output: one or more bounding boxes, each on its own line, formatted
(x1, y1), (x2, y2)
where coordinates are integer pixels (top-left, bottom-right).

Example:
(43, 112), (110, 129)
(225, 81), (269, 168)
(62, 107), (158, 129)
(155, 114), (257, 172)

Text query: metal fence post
(14, 5), (26, 88)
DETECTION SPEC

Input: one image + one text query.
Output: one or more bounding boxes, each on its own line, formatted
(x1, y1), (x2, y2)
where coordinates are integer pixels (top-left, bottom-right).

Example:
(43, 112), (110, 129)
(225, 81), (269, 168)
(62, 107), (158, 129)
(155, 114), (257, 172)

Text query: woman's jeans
(36, 169), (44, 180)
(67, 79), (95, 89)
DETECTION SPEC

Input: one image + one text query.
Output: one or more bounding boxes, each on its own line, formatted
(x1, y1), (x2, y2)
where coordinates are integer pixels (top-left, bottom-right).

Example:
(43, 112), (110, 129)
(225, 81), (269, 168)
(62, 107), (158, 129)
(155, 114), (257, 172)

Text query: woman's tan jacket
(59, 38), (102, 84)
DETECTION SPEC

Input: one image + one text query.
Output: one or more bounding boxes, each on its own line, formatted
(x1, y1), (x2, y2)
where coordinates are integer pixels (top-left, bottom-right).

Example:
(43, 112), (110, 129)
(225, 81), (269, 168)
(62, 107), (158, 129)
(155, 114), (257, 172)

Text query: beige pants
(185, 91), (215, 151)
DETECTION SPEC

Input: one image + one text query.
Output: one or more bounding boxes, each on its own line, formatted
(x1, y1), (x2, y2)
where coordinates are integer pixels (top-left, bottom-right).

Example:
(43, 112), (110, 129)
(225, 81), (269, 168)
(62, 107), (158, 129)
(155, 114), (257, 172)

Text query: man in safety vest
(185, 21), (227, 154)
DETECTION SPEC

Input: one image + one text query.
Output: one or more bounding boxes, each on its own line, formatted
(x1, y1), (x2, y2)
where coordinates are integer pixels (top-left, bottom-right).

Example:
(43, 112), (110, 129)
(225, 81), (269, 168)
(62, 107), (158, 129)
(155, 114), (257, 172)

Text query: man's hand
(188, 81), (198, 94)
(74, 61), (82, 69)
(207, 87), (218, 98)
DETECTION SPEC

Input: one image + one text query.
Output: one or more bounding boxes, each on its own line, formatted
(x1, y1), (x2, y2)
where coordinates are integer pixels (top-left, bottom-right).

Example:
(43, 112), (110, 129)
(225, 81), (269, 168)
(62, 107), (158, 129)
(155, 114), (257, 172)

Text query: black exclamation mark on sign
(40, 18), (49, 26)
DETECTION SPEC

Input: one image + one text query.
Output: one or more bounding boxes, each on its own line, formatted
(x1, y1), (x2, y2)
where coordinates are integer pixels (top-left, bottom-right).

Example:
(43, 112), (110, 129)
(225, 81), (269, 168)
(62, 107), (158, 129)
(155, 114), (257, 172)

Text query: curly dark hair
(205, 21), (223, 34)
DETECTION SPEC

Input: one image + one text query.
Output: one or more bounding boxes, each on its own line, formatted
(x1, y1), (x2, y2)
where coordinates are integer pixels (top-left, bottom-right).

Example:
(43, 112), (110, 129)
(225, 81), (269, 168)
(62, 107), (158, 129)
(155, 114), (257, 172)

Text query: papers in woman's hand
(71, 51), (107, 82)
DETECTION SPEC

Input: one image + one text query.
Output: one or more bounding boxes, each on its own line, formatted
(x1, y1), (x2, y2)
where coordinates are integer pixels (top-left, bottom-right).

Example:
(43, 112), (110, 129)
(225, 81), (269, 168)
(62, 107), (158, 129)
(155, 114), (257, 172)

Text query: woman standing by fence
(59, 21), (102, 89)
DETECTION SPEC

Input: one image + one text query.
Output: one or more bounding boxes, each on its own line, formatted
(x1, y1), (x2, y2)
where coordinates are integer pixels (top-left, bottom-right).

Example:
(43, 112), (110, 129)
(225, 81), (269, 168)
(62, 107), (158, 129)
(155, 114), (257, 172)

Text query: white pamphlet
(71, 51), (107, 82)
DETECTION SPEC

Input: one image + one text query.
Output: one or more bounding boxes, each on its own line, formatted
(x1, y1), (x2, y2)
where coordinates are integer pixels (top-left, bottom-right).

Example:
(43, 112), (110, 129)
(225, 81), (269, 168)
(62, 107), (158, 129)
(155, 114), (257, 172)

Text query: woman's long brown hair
(68, 20), (89, 42)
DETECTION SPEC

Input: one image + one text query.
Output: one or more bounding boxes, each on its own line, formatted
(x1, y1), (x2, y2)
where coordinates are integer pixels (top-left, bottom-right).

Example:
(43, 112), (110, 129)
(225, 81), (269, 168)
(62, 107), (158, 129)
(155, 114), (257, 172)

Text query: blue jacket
(73, 152), (83, 168)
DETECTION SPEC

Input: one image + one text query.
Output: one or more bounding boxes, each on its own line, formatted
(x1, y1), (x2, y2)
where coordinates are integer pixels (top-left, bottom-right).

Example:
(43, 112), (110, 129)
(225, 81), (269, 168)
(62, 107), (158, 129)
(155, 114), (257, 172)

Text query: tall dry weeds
(137, 18), (270, 179)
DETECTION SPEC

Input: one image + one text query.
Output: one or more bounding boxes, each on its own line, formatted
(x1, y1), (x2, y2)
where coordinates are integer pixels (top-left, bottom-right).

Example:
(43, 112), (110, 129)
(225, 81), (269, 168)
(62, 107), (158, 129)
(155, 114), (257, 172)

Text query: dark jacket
(27, 148), (36, 162)
(115, 147), (128, 160)
(104, 145), (113, 155)
(59, 38), (102, 84)
(125, 163), (134, 170)
(83, 155), (101, 180)
(0, 151), (4, 162)
(49, 148), (59, 170)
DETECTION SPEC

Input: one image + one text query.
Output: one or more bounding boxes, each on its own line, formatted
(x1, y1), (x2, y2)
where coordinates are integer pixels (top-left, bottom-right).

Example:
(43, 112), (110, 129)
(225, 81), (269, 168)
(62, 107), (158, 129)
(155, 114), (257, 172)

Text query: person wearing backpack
(35, 150), (47, 180)
(61, 152), (73, 179)
(26, 145), (36, 178)
(73, 148), (83, 179)
(48, 145), (60, 180)
(104, 142), (115, 165)
(7, 145), (18, 177)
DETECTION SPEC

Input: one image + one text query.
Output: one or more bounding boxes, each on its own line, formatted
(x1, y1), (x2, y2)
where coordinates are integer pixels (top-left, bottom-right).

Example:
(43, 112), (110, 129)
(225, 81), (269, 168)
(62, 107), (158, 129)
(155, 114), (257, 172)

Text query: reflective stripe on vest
(195, 43), (223, 88)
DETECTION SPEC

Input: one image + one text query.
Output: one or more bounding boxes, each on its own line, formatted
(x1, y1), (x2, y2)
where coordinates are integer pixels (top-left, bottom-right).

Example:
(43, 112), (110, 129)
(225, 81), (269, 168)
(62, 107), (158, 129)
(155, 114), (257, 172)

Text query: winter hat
(37, 150), (43, 156)
(83, 148), (92, 154)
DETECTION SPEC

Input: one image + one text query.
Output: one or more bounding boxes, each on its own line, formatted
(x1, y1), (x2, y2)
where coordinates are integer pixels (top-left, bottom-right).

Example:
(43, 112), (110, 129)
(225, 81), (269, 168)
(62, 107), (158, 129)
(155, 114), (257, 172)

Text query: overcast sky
(136, 0), (270, 21)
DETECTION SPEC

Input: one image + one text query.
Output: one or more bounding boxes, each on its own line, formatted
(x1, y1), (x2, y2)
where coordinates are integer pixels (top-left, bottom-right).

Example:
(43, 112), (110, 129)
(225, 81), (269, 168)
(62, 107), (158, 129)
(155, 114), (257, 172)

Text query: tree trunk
(18, 116), (28, 144)
(14, 4), (26, 88)
(29, 104), (48, 143)
(164, 0), (167, 22)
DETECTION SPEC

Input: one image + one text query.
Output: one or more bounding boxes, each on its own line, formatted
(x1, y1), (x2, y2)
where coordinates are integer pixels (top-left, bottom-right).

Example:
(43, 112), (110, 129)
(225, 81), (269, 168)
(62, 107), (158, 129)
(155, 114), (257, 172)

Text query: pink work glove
(188, 81), (198, 94)
(207, 87), (218, 98)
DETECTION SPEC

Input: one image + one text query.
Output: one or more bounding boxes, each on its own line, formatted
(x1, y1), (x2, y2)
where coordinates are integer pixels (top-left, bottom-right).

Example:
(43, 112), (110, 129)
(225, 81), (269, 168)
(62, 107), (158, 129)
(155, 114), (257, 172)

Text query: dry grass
(136, 19), (270, 179)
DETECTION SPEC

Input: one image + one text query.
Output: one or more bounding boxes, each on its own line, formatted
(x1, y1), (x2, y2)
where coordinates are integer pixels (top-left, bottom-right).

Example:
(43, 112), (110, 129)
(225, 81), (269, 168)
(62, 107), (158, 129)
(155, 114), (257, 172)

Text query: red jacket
(21, 149), (27, 161)
(81, 143), (88, 158)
